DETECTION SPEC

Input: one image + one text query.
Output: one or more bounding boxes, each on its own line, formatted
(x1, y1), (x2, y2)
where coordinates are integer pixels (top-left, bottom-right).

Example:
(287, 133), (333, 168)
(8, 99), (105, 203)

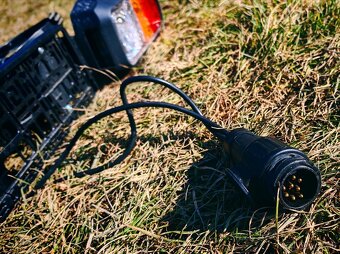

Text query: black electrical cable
(34, 101), (228, 190)
(52, 75), (209, 183)
(120, 76), (219, 134)
(120, 76), (203, 115)
(107, 75), (205, 188)
(115, 75), (217, 184)
(119, 76), (205, 171)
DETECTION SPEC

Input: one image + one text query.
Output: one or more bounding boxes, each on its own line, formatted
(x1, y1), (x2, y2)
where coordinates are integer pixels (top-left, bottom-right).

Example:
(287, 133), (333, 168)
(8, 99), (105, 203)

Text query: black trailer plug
(223, 128), (321, 210)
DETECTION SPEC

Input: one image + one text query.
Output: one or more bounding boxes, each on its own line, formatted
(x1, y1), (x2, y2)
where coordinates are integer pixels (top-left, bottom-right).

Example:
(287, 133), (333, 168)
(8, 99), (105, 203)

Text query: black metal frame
(0, 13), (96, 221)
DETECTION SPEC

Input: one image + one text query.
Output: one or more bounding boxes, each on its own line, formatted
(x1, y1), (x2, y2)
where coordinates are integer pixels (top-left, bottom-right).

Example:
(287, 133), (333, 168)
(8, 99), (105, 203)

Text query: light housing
(71, 0), (162, 70)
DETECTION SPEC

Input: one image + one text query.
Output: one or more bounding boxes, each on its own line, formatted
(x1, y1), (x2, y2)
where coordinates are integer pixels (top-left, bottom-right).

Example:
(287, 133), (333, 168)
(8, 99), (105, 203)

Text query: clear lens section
(111, 0), (145, 64)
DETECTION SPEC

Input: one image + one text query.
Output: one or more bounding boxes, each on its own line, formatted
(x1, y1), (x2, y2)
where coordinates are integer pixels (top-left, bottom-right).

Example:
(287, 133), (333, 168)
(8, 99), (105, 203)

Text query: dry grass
(1, 0), (339, 253)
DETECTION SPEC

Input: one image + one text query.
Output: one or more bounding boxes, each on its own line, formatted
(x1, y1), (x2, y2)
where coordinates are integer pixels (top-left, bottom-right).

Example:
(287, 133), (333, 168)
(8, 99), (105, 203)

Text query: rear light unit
(71, 0), (162, 70)
(0, 1), (163, 221)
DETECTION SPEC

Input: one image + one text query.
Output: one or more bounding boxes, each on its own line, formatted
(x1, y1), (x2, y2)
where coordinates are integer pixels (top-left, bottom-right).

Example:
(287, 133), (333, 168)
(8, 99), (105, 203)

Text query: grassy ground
(0, 0), (339, 253)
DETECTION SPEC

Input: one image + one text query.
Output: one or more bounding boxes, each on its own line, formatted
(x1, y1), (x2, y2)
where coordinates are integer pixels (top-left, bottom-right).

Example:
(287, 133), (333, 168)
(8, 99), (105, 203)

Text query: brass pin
(297, 178), (303, 183)
(290, 195), (296, 201)
(295, 186), (301, 192)
(291, 175), (296, 181)
(298, 194), (304, 199)
(288, 182), (294, 189)
(284, 192), (289, 198)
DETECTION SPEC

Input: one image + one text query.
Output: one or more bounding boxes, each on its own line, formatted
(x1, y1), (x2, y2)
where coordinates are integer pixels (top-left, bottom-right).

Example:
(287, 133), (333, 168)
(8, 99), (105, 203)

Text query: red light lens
(131, 0), (161, 41)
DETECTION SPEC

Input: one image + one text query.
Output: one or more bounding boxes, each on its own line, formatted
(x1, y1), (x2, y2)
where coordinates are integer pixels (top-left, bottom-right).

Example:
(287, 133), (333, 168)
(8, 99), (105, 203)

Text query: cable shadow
(66, 130), (205, 168)
(54, 130), (214, 181)
(54, 131), (274, 235)
(160, 145), (275, 237)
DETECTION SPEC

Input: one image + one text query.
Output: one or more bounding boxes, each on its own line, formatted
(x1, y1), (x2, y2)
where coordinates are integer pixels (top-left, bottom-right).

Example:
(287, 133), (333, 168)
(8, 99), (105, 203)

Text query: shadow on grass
(62, 131), (274, 235)
(160, 144), (275, 237)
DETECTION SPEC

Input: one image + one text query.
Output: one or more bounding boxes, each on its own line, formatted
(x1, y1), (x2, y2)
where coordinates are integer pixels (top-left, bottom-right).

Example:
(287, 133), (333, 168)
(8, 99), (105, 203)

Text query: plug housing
(223, 128), (321, 210)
